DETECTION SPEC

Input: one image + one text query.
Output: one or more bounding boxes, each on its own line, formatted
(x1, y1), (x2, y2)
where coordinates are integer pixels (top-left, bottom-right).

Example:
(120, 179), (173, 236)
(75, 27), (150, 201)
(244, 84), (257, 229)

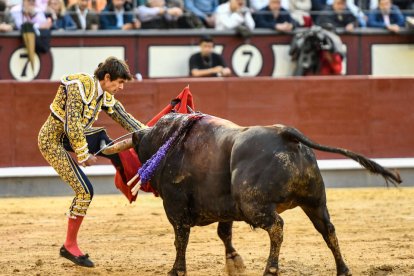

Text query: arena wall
(1, 76), (413, 168)
(1, 29), (414, 81)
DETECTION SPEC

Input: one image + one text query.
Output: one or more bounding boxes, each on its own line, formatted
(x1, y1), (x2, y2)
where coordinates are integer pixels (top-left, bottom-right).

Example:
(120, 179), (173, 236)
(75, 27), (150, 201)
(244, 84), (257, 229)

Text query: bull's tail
(279, 126), (402, 186)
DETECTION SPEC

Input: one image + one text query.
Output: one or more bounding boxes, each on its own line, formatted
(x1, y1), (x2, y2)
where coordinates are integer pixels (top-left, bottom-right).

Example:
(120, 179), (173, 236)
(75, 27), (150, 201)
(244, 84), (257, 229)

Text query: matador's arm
(65, 83), (90, 163)
(103, 98), (146, 132)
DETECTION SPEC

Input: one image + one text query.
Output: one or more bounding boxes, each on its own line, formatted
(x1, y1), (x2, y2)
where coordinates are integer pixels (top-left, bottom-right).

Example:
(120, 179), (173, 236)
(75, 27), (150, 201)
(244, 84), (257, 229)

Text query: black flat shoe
(59, 245), (95, 267)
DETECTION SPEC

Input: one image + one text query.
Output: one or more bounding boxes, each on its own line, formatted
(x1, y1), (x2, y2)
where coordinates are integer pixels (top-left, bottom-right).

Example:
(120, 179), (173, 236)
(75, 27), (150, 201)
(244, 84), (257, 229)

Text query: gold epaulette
(61, 73), (96, 104)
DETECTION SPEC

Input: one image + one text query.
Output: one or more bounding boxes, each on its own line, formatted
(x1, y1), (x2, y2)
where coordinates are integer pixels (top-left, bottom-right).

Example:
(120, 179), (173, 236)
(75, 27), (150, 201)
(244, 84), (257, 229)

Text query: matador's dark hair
(94, 56), (133, 81)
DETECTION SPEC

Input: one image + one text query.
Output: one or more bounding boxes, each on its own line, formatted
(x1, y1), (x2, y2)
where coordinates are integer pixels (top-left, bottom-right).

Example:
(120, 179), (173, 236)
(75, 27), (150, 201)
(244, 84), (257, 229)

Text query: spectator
(136, 0), (183, 29)
(67, 0), (100, 30)
(100, 0), (140, 30)
(46, 0), (77, 30)
(250, 0), (289, 11)
(316, 0), (356, 32)
(347, 0), (377, 27)
(310, 0), (326, 21)
(289, 0), (312, 27)
(215, 0), (255, 32)
(254, 0), (296, 32)
(10, 0), (52, 70)
(183, 0), (218, 28)
(189, 35), (232, 77)
(249, 0), (267, 11)
(0, 0), (15, 32)
(92, 0), (107, 11)
(367, 0), (404, 32)
(392, 0), (414, 16)
(37, 0), (49, 11)
(10, 0), (53, 30)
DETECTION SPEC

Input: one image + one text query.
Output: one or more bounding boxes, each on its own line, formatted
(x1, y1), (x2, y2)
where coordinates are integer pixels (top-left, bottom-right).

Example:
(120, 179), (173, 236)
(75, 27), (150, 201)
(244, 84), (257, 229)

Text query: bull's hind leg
(217, 222), (246, 275)
(244, 206), (284, 276)
(262, 211), (284, 276)
(301, 205), (351, 276)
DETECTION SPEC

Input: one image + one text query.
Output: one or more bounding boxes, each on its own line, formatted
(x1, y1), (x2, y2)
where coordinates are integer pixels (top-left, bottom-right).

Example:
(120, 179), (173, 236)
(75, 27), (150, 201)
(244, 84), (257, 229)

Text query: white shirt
(250, 0), (289, 11)
(115, 8), (124, 28)
(215, 2), (255, 31)
(97, 80), (104, 97)
(76, 6), (88, 30)
(383, 14), (390, 26)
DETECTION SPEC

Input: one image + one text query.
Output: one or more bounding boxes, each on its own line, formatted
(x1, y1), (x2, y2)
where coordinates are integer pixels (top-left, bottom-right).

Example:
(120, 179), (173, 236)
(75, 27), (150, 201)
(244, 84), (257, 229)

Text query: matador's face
(102, 74), (126, 95)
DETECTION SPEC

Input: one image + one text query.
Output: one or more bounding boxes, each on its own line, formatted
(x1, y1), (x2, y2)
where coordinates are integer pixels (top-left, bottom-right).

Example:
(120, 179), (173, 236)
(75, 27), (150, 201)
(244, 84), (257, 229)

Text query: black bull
(130, 113), (401, 276)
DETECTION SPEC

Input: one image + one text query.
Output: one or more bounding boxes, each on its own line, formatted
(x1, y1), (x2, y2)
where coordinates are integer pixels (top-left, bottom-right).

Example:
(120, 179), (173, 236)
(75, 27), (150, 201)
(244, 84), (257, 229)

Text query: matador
(38, 57), (144, 267)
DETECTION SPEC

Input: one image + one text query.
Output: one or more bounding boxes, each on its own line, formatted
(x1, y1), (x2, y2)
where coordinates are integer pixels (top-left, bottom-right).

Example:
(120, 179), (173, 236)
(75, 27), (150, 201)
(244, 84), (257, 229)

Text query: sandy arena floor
(0, 187), (413, 276)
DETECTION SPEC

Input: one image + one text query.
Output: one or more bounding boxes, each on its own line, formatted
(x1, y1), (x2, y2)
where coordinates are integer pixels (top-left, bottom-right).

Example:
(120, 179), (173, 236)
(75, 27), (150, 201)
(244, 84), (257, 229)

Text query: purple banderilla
(137, 114), (204, 189)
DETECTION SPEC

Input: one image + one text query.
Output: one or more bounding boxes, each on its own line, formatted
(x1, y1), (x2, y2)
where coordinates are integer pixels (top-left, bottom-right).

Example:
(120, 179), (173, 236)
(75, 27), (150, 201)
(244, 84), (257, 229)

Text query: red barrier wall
(1, 77), (413, 167)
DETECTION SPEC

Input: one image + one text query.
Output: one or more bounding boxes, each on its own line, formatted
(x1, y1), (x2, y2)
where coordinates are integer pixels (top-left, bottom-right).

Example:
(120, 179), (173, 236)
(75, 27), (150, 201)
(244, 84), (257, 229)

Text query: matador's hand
(81, 155), (97, 167)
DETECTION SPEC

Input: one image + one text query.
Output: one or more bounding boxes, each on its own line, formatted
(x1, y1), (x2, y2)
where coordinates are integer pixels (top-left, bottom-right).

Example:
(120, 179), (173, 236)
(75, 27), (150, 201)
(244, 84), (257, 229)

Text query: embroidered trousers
(38, 114), (121, 217)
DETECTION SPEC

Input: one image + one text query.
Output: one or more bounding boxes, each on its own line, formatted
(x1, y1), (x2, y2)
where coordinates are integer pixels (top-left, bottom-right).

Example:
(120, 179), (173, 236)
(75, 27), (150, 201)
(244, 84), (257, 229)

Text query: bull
(105, 113), (401, 276)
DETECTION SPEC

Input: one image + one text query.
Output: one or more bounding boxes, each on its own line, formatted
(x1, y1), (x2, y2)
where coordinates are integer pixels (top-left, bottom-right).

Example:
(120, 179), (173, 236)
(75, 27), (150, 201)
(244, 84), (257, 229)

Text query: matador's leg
(38, 116), (94, 266)
(38, 116), (94, 217)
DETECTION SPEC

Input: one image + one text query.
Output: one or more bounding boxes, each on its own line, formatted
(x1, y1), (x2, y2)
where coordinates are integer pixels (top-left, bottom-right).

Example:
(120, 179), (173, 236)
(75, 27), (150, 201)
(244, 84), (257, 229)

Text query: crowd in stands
(1, 0), (412, 77)
(0, 0), (412, 33)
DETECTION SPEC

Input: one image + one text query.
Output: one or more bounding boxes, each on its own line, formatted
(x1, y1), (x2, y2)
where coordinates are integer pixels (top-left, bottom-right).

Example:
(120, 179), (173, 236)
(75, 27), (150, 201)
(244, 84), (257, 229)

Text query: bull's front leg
(168, 223), (190, 276)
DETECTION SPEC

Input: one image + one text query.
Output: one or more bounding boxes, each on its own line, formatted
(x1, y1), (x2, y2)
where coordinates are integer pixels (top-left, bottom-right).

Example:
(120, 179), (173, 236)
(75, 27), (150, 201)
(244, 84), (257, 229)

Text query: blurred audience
(100, 0), (140, 29)
(184, 0), (218, 28)
(46, 0), (77, 30)
(67, 0), (100, 30)
(37, 0), (49, 11)
(346, 0), (368, 27)
(310, 0), (325, 21)
(250, 0), (289, 11)
(289, 0), (312, 27)
(10, 0), (52, 30)
(0, 0), (15, 31)
(2, 0), (413, 33)
(254, 0), (296, 32)
(215, 0), (255, 33)
(392, 0), (414, 16)
(367, 0), (404, 32)
(316, 0), (356, 32)
(189, 35), (231, 77)
(136, 0), (184, 29)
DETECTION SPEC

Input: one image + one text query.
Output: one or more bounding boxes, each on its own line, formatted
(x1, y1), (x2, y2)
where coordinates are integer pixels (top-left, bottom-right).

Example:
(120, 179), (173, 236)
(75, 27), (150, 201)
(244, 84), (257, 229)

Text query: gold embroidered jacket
(50, 73), (145, 163)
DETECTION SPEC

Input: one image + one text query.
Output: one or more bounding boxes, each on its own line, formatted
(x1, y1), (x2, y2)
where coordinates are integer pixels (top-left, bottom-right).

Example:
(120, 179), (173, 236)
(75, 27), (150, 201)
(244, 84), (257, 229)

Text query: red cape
(113, 86), (195, 203)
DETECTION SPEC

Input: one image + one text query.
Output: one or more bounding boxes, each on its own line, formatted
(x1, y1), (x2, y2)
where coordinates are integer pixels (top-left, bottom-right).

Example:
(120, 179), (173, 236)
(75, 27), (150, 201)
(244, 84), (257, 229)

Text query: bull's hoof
(167, 270), (186, 276)
(225, 252), (246, 276)
(338, 267), (352, 276)
(263, 266), (279, 276)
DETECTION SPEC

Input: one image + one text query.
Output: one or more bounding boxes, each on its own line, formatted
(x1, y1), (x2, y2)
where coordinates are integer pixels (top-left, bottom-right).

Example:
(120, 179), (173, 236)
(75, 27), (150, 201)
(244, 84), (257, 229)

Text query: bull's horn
(101, 138), (134, 155)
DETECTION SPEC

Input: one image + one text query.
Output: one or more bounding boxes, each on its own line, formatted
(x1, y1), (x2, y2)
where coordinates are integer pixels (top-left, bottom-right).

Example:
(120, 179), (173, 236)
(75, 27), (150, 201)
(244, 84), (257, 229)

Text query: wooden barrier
(1, 29), (414, 81)
(1, 76), (413, 167)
